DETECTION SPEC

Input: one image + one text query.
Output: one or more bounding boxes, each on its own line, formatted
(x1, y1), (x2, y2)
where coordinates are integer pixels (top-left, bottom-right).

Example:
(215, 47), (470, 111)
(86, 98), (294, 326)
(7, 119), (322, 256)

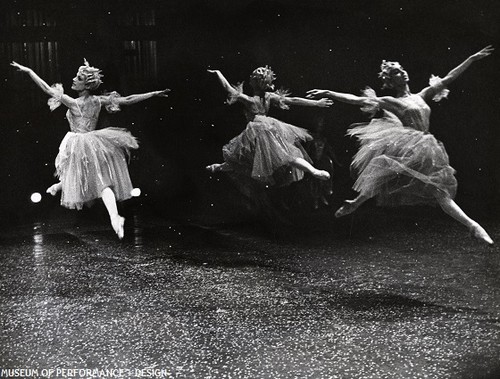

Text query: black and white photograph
(0, 0), (499, 378)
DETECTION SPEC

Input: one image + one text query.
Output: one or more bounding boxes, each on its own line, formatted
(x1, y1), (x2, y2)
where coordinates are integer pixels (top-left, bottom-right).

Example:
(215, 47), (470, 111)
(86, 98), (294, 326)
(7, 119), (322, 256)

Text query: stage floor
(0, 211), (499, 379)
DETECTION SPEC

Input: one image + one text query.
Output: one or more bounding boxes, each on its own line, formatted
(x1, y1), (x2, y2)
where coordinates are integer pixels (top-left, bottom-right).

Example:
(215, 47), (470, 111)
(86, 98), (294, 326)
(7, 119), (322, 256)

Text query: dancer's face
(71, 73), (87, 91)
(387, 67), (410, 88)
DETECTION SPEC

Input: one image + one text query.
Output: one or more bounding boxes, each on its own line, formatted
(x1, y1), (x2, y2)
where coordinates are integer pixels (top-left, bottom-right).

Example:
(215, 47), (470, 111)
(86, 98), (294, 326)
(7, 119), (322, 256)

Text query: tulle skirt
(55, 127), (139, 210)
(347, 116), (457, 206)
(222, 115), (313, 186)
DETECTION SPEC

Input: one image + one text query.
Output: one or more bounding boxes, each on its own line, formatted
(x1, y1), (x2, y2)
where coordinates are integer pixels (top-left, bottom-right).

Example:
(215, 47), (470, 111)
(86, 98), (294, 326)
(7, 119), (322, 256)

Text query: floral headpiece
(250, 66), (276, 91)
(77, 58), (103, 90)
(378, 60), (405, 89)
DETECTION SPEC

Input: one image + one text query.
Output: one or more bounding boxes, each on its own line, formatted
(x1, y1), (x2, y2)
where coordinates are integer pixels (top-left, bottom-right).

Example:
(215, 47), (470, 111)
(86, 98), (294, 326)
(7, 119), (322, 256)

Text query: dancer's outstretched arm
(207, 69), (253, 104)
(306, 89), (368, 105)
(280, 95), (333, 108)
(307, 88), (403, 114)
(102, 89), (170, 107)
(420, 45), (494, 101)
(207, 69), (236, 94)
(10, 61), (75, 107)
(440, 46), (493, 86)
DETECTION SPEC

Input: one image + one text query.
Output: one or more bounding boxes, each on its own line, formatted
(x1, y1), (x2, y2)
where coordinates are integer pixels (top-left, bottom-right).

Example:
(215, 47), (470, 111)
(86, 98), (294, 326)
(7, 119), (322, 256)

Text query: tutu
(55, 128), (138, 209)
(220, 84), (314, 186)
(223, 115), (313, 186)
(49, 88), (138, 209)
(347, 90), (457, 206)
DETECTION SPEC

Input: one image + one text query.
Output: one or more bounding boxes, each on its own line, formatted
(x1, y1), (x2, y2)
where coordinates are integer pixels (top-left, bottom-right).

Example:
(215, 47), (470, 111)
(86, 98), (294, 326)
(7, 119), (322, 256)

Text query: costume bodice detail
(243, 94), (271, 122)
(66, 96), (101, 133)
(394, 94), (431, 132)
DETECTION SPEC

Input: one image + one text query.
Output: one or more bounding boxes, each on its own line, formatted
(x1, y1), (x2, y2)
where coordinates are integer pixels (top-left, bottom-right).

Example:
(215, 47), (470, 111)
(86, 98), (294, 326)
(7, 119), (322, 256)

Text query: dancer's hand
(10, 61), (31, 73)
(306, 89), (331, 99)
(155, 89), (171, 97)
(470, 45), (494, 61)
(316, 98), (334, 107)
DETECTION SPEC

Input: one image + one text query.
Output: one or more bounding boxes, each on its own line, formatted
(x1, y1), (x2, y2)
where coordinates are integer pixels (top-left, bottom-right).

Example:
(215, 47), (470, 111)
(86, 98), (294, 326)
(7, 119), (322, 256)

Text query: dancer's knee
(435, 192), (451, 208)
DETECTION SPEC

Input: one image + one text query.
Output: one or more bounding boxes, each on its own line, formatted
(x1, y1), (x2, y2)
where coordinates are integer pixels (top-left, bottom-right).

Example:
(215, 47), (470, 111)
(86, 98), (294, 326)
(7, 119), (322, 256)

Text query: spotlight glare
(131, 188), (141, 197)
(31, 192), (42, 203)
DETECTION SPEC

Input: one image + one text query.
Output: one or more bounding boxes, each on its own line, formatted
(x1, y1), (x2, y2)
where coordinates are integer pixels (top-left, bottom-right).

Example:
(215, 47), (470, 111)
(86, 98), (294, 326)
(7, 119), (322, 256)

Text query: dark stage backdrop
(0, 0), (499, 225)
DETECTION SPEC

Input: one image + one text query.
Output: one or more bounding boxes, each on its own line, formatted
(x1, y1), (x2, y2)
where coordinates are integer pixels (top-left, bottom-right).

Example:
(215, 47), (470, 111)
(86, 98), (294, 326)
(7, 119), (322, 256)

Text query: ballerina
(11, 59), (169, 239)
(307, 46), (494, 245)
(206, 66), (333, 187)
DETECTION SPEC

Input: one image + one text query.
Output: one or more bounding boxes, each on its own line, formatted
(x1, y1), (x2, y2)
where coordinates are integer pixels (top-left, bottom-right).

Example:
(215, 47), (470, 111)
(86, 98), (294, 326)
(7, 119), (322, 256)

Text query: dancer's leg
(46, 182), (62, 196)
(101, 187), (124, 239)
(290, 158), (330, 180)
(334, 194), (370, 218)
(437, 196), (493, 245)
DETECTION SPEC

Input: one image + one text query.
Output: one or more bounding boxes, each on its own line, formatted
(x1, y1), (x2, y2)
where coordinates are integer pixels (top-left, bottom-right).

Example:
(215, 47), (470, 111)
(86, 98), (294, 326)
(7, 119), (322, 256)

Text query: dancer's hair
(77, 59), (103, 90)
(250, 66), (276, 91)
(378, 60), (405, 89)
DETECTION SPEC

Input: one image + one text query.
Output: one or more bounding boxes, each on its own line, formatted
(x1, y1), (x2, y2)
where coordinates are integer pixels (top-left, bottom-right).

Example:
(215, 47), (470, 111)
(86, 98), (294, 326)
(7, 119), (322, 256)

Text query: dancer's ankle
(313, 169), (330, 181)
(334, 200), (358, 218)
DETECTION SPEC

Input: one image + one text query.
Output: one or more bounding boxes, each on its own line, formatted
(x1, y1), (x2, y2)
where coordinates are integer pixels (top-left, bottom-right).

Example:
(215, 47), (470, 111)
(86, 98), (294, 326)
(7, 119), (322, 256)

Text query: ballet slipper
(111, 215), (125, 240)
(312, 169), (331, 181)
(46, 183), (61, 196)
(206, 163), (222, 173)
(470, 223), (494, 245)
(334, 200), (358, 218)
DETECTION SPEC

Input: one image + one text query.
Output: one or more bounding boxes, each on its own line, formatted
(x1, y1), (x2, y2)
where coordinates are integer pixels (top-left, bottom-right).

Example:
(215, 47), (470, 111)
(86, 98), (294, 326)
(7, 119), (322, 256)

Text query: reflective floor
(0, 210), (499, 379)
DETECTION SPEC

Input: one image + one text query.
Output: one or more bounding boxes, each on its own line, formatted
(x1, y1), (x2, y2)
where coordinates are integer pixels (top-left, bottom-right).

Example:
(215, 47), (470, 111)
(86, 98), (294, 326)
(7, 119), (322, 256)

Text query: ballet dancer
(307, 46), (494, 244)
(207, 66), (333, 187)
(11, 59), (169, 239)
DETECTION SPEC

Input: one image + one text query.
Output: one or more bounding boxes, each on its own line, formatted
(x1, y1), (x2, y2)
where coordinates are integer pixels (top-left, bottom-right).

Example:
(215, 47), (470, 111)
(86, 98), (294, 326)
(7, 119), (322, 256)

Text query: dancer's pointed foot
(312, 169), (330, 181)
(46, 183), (61, 196)
(111, 215), (125, 240)
(335, 200), (358, 218)
(206, 163), (223, 173)
(470, 223), (494, 245)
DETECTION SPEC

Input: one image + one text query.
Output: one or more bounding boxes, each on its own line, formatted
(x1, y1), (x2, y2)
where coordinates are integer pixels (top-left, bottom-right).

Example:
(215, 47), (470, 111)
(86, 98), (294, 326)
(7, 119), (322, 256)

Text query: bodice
(243, 94), (271, 122)
(66, 96), (101, 133)
(394, 94), (431, 132)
